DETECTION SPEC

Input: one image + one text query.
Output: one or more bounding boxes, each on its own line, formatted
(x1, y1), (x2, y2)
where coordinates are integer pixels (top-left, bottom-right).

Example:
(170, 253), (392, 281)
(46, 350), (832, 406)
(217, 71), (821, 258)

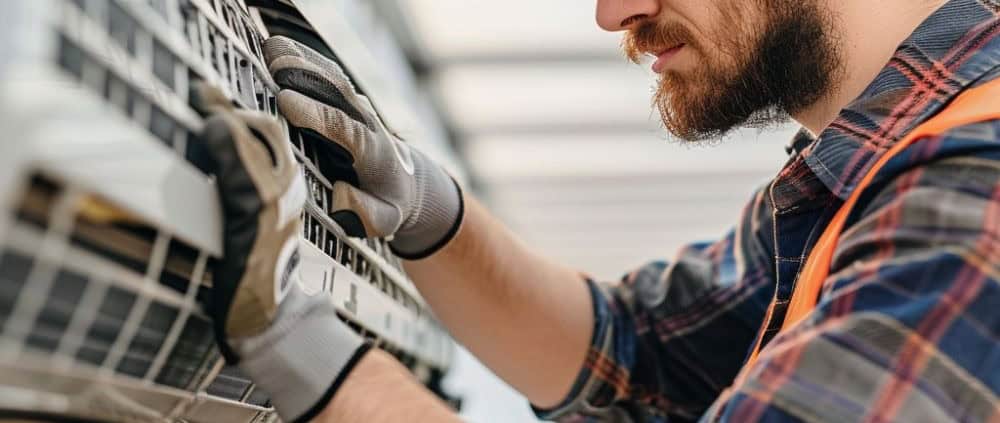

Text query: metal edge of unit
(0, 358), (272, 423)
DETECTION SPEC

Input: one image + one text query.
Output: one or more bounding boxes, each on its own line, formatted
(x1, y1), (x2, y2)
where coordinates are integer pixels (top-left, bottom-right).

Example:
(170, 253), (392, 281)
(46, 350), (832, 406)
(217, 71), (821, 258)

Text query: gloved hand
(263, 36), (464, 260)
(197, 85), (372, 423)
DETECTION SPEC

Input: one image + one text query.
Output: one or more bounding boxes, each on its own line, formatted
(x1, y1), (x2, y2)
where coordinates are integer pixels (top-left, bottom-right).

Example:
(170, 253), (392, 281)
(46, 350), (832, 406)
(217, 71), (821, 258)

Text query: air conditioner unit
(0, 1), (455, 421)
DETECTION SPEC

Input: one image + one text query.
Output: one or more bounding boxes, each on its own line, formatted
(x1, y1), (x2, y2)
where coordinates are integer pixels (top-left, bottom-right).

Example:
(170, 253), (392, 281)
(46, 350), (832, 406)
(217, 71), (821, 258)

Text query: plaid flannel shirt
(536, 1), (1000, 421)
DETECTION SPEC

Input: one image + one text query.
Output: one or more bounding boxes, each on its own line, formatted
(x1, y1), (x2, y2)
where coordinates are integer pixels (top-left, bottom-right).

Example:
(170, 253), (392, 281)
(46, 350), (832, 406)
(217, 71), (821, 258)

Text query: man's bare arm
(253, 35), (595, 416)
(309, 195), (595, 423)
(404, 196), (594, 408)
(317, 349), (462, 422)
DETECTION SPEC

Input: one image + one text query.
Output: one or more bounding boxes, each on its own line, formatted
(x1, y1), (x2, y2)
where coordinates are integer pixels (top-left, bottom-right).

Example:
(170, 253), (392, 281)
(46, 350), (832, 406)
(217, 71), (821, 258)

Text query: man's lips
(651, 44), (686, 73)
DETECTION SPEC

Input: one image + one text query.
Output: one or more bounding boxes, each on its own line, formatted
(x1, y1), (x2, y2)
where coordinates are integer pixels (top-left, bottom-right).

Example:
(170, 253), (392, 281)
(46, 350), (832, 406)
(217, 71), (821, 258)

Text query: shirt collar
(782, 0), (1000, 204)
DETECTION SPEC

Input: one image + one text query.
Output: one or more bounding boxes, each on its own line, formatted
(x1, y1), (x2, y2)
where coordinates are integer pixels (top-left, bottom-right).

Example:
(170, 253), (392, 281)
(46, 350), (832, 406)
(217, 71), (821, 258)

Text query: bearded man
(199, 0), (1000, 421)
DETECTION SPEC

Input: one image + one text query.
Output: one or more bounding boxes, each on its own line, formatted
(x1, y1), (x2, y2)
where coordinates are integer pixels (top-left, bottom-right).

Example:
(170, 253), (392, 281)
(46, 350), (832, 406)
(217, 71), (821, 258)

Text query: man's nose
(595, 0), (661, 31)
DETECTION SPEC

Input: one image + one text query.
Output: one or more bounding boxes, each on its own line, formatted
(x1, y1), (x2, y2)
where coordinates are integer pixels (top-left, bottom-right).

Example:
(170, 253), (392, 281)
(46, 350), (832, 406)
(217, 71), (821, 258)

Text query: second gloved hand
(197, 85), (371, 423)
(263, 36), (464, 260)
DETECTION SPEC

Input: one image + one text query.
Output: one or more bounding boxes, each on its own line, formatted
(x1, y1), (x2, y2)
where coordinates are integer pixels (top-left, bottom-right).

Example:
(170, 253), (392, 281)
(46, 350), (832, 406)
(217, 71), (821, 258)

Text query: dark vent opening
(154, 315), (216, 390)
(0, 250), (34, 330)
(108, 1), (138, 55)
(152, 40), (177, 90)
(14, 174), (62, 230)
(116, 302), (178, 378)
(76, 286), (137, 366)
(25, 269), (89, 353)
(205, 365), (254, 401)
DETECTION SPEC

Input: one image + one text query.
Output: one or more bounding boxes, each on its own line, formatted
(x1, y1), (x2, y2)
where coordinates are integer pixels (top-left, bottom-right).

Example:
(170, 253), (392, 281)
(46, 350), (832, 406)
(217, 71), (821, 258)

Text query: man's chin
(654, 85), (737, 142)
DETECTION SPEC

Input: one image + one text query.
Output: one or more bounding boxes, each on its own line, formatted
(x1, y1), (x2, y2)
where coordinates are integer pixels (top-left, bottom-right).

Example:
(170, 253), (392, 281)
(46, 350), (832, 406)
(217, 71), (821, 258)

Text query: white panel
(298, 241), (450, 369)
(0, 68), (223, 255)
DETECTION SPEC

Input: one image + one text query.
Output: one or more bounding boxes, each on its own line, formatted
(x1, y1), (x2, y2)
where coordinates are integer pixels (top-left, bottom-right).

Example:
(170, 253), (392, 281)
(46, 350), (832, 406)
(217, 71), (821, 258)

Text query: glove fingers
(236, 110), (308, 227)
(235, 110), (292, 168)
(209, 110), (306, 223)
(202, 112), (277, 207)
(200, 107), (304, 363)
(264, 36), (350, 83)
(330, 182), (402, 239)
(193, 83), (235, 115)
(278, 89), (371, 161)
(264, 36), (374, 127)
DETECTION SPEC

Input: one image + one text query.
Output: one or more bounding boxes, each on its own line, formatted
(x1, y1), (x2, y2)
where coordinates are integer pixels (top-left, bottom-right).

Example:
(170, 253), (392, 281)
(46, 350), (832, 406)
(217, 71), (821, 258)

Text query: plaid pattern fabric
(536, 1), (1000, 421)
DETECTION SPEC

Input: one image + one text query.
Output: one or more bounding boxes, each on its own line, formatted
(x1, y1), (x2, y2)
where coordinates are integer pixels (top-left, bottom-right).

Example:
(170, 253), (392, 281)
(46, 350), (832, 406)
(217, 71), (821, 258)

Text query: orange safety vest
(742, 78), (1000, 372)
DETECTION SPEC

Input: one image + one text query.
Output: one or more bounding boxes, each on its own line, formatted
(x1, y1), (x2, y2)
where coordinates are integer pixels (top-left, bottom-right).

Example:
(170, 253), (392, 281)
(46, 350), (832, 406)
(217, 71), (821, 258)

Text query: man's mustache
(623, 21), (696, 64)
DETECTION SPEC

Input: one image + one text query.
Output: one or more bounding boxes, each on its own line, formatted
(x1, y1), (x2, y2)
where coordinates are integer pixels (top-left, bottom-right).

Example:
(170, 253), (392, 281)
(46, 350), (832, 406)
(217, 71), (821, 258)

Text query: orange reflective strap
(742, 78), (1000, 372)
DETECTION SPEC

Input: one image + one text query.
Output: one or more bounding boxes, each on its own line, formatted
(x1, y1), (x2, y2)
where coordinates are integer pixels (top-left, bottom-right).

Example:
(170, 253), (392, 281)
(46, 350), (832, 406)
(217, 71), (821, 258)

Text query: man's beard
(623, 0), (842, 142)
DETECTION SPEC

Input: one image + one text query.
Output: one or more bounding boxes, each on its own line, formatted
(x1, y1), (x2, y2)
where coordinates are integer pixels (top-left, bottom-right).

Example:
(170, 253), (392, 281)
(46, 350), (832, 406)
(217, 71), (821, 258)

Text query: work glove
(197, 85), (372, 423)
(263, 36), (464, 260)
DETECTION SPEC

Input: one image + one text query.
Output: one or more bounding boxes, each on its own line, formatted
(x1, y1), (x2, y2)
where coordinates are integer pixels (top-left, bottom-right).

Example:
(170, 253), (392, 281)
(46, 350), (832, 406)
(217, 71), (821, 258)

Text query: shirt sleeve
(534, 187), (776, 422)
(708, 129), (1000, 422)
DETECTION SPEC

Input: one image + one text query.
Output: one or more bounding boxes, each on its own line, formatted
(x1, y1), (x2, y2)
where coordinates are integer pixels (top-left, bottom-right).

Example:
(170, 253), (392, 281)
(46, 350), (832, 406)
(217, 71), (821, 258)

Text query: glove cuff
(390, 163), (465, 260)
(389, 171), (465, 261)
(233, 286), (370, 422)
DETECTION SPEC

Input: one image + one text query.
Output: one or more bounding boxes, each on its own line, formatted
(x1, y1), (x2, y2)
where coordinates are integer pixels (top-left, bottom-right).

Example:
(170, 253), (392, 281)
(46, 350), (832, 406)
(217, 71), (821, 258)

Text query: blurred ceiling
(383, 0), (620, 62)
(376, 0), (796, 279)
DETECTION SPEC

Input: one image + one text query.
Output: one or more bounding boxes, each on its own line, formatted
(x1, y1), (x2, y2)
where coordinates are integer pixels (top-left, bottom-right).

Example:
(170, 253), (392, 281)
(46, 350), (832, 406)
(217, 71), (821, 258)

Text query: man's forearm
(403, 196), (594, 408)
(316, 349), (462, 423)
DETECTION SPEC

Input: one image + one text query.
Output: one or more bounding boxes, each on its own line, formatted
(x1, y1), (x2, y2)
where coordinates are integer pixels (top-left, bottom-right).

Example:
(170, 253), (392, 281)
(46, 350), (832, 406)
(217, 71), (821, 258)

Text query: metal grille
(0, 0), (454, 421)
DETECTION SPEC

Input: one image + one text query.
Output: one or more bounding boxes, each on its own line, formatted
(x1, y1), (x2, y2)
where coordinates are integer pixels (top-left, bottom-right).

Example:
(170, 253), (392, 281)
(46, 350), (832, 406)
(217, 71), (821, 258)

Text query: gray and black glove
(197, 86), (371, 423)
(263, 36), (464, 260)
